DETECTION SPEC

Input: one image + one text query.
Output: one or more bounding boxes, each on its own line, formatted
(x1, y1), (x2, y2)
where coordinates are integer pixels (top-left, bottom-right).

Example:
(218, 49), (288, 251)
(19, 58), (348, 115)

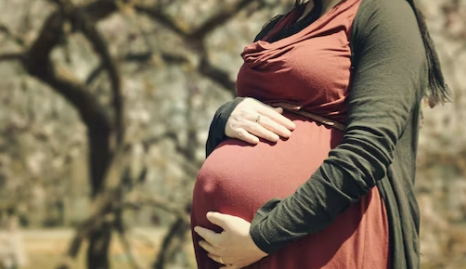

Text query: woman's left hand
(194, 212), (268, 269)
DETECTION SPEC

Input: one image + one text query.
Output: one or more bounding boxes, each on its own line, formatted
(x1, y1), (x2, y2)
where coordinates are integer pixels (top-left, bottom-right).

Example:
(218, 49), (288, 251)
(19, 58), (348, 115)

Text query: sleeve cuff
(205, 97), (245, 157)
(249, 198), (283, 254)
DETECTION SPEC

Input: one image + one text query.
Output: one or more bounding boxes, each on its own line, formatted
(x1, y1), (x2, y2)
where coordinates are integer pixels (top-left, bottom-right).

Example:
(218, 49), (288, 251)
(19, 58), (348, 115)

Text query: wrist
(248, 233), (268, 258)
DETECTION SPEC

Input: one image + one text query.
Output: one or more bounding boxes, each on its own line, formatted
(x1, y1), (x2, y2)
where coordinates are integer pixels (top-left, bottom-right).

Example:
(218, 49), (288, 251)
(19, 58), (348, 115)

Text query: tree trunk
(87, 223), (112, 269)
(86, 128), (113, 269)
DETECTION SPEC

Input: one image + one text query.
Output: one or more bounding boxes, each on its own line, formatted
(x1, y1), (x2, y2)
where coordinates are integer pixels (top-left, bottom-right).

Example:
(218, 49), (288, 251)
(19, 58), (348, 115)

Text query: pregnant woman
(191, 0), (450, 268)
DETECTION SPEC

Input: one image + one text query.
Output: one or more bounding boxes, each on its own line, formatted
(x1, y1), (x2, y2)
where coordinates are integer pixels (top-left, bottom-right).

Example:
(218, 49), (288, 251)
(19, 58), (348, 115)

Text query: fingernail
(207, 211), (218, 217)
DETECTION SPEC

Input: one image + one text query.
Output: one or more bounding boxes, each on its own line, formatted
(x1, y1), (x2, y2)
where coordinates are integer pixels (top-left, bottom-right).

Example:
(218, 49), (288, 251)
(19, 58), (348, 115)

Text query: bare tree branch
(122, 51), (236, 92)
(86, 63), (106, 85)
(199, 56), (236, 94)
(55, 143), (131, 269)
(153, 217), (190, 269)
(135, 0), (256, 40)
(133, 5), (189, 38)
(141, 132), (202, 175)
(0, 53), (23, 63)
(67, 1), (125, 144)
(11, 1), (131, 269)
(188, 0), (256, 39)
(134, 1), (256, 93)
(86, 51), (190, 85)
(126, 194), (190, 223)
(115, 212), (145, 269)
(0, 23), (26, 46)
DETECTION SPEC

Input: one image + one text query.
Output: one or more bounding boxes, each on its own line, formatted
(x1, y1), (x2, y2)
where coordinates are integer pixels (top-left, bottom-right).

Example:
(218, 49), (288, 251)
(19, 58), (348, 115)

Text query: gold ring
(219, 256), (225, 264)
(255, 115), (261, 124)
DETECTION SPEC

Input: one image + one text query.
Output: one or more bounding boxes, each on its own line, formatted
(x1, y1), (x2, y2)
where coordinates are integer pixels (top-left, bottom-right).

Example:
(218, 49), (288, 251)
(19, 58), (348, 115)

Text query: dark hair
(291, 0), (451, 106)
(405, 0), (451, 106)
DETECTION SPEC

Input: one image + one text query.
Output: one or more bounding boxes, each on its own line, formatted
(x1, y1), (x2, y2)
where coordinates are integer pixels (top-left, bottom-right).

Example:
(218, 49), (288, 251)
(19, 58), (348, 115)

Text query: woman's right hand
(225, 98), (296, 144)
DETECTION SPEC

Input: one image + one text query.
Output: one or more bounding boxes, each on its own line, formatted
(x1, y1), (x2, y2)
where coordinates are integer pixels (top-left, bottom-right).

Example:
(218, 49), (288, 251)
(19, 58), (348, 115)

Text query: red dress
(191, 0), (389, 268)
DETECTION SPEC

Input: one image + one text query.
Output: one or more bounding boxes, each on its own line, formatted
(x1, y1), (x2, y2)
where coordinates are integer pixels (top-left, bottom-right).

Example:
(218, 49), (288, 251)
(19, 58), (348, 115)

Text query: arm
(205, 97), (297, 158)
(205, 97), (245, 157)
(249, 0), (428, 254)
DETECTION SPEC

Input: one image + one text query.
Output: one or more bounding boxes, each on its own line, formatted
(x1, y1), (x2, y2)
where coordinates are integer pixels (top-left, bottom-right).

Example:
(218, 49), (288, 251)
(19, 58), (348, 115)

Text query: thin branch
(199, 56), (236, 94)
(55, 182), (189, 269)
(116, 231), (145, 269)
(86, 51), (190, 85)
(141, 132), (202, 175)
(23, 0), (127, 199)
(0, 23), (26, 46)
(86, 63), (106, 85)
(134, 3), (240, 93)
(127, 51), (236, 93)
(55, 144), (131, 269)
(136, 0), (256, 40)
(127, 194), (190, 223)
(133, 5), (189, 38)
(30, 62), (112, 131)
(16, 1), (129, 268)
(188, 0), (256, 39)
(55, 211), (116, 269)
(68, 3), (125, 144)
(153, 217), (189, 269)
(76, 0), (126, 25)
(48, 0), (124, 145)
(89, 51), (237, 95)
(0, 53), (24, 63)
(115, 213), (145, 269)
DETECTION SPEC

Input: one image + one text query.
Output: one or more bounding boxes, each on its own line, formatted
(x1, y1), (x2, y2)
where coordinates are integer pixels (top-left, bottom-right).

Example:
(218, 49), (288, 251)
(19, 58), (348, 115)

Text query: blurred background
(0, 0), (464, 268)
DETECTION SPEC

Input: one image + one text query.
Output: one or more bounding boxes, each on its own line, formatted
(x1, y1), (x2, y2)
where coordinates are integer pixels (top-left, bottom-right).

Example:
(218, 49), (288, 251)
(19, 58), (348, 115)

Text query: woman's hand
(194, 212), (268, 269)
(225, 98), (296, 144)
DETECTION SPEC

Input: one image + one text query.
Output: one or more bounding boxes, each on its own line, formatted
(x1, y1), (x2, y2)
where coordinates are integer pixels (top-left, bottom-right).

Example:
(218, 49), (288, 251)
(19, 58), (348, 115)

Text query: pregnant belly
(193, 113), (344, 223)
(191, 113), (389, 269)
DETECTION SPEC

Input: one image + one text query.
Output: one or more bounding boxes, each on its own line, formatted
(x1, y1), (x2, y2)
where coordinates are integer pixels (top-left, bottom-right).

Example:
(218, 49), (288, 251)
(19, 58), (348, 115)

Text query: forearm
(205, 97), (245, 157)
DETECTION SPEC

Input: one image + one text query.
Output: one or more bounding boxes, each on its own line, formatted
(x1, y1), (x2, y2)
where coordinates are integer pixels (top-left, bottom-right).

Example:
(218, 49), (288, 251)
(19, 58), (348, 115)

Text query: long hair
(292, 0), (451, 106)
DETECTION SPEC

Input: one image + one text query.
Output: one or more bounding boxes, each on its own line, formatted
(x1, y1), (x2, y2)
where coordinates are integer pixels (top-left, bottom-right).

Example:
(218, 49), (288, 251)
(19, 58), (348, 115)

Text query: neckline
(256, 0), (347, 50)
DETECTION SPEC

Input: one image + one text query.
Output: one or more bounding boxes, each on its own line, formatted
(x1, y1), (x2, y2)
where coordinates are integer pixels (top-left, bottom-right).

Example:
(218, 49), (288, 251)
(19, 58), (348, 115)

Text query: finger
(220, 261), (242, 269)
(206, 212), (230, 229)
(234, 128), (259, 144)
(194, 226), (221, 246)
(273, 107), (284, 114)
(258, 107), (296, 130)
(199, 240), (222, 256)
(256, 115), (292, 138)
(207, 253), (228, 265)
(220, 265), (240, 269)
(243, 121), (280, 143)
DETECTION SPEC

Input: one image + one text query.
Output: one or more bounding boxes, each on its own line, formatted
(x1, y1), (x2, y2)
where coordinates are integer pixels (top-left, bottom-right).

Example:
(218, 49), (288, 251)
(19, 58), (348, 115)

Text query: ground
(7, 228), (196, 269)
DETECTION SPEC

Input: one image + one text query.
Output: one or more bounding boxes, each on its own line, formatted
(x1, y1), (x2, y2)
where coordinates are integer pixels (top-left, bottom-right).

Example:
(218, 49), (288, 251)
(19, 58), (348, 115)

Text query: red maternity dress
(191, 0), (390, 268)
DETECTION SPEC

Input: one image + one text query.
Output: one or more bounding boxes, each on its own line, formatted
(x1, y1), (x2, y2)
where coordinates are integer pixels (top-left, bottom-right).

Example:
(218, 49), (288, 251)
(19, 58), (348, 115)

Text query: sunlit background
(0, 0), (464, 268)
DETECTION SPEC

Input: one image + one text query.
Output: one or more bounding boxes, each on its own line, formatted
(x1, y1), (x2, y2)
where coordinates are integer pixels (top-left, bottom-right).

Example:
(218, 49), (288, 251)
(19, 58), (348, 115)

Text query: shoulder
(352, 0), (421, 43)
(355, 0), (417, 23)
(351, 0), (426, 65)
